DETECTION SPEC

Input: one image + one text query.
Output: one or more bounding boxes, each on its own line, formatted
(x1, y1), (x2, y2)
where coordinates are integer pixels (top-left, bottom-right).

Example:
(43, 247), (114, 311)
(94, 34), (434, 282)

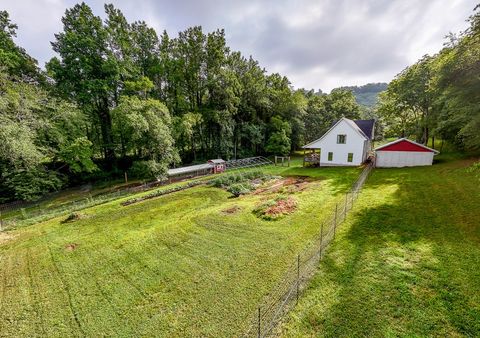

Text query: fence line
(243, 161), (374, 337)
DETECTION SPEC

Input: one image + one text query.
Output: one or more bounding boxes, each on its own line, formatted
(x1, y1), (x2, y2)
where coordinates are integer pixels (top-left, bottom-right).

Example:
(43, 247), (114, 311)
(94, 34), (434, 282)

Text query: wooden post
(303, 149), (305, 167)
(257, 307), (261, 338)
(275, 155), (278, 166)
(296, 254), (300, 304)
(124, 172), (128, 184)
(288, 156), (290, 167)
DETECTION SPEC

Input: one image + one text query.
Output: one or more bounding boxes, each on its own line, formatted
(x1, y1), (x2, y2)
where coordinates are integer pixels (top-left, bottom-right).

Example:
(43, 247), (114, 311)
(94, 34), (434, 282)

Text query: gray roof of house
(353, 119), (375, 140)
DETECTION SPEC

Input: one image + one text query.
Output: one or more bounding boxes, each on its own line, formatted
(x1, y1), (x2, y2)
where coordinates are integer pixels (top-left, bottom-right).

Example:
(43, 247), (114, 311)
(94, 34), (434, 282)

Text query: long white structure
(375, 138), (439, 167)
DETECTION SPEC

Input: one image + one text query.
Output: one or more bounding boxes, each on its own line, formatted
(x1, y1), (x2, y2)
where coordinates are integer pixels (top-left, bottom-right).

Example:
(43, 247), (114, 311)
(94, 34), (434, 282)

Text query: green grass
(280, 155), (480, 337)
(0, 162), (360, 337)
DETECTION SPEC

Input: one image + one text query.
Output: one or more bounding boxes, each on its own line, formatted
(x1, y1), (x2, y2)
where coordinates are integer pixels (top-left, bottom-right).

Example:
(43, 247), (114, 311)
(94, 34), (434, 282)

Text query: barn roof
(375, 138), (440, 154)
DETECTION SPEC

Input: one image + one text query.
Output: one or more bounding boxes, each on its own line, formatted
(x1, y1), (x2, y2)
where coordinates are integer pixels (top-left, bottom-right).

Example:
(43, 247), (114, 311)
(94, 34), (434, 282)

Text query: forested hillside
(337, 83), (387, 108)
(0, 4), (361, 202)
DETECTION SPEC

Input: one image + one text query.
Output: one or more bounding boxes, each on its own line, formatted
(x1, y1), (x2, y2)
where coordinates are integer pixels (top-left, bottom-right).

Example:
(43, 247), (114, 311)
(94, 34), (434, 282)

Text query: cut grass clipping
(60, 212), (85, 224)
(253, 195), (298, 220)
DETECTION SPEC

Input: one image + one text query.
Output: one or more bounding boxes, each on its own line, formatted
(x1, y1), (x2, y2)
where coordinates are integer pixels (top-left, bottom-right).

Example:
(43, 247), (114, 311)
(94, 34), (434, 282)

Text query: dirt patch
(253, 196), (298, 220)
(0, 232), (16, 245)
(65, 243), (78, 251)
(265, 196), (297, 217)
(222, 206), (241, 214)
(254, 176), (313, 195)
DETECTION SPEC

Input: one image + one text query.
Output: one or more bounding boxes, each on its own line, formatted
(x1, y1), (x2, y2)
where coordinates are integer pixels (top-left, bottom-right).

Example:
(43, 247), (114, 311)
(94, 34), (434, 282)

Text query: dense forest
(1, 3), (479, 202)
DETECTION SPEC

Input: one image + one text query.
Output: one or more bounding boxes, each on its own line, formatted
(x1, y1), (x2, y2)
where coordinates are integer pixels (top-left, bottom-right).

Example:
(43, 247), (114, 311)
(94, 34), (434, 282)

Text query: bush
(208, 170), (273, 197)
(227, 182), (254, 197)
(3, 167), (64, 201)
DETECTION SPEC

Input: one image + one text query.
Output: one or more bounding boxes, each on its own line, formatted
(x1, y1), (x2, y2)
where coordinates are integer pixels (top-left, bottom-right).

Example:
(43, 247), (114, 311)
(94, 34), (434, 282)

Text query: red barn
(375, 138), (439, 167)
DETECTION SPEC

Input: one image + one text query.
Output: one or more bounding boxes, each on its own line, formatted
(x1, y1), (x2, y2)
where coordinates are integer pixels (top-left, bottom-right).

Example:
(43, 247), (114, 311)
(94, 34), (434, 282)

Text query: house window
(328, 152), (333, 161)
(347, 153), (354, 162)
(337, 134), (346, 144)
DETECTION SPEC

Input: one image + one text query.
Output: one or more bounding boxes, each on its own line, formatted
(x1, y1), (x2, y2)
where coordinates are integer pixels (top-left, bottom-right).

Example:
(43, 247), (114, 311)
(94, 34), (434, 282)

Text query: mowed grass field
(281, 154), (480, 337)
(0, 160), (360, 337)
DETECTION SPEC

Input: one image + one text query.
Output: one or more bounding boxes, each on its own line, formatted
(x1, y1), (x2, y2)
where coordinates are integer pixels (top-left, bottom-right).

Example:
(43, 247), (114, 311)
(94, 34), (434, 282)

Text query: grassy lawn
(280, 155), (480, 337)
(0, 160), (360, 337)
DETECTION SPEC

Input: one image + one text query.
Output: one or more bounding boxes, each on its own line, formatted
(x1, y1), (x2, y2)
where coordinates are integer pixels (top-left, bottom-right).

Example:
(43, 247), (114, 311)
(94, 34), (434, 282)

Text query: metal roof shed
(167, 163), (213, 178)
(375, 138), (439, 167)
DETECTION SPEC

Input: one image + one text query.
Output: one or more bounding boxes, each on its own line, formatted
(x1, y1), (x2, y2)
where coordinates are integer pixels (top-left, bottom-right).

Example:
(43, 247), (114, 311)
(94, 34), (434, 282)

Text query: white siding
(376, 151), (434, 167)
(307, 119), (367, 166)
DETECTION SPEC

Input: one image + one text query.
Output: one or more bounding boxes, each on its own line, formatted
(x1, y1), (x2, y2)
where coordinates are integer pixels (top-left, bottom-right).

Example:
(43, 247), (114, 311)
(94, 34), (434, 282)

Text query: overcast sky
(2, 0), (476, 92)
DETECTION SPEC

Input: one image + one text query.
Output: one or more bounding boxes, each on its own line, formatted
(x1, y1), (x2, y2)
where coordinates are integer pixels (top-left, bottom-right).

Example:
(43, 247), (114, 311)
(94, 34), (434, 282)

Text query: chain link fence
(242, 162), (374, 337)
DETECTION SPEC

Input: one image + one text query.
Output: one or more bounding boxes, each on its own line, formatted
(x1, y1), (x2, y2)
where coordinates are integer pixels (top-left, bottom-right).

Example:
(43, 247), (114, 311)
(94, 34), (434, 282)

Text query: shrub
(207, 170), (273, 197)
(227, 182), (254, 197)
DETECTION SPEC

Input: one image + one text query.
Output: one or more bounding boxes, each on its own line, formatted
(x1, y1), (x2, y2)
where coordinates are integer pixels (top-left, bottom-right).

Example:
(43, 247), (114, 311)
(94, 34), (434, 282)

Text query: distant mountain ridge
(336, 82), (388, 108)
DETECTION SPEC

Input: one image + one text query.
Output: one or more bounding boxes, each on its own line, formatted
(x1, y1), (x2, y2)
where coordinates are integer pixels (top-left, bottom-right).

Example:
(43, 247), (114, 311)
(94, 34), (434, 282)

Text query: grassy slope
(281, 154), (480, 337)
(0, 161), (360, 337)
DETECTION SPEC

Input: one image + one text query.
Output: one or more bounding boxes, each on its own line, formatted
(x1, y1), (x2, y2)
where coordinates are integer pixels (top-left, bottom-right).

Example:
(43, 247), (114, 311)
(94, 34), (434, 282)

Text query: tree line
(0, 3), (362, 202)
(378, 4), (480, 152)
(4, 3), (477, 202)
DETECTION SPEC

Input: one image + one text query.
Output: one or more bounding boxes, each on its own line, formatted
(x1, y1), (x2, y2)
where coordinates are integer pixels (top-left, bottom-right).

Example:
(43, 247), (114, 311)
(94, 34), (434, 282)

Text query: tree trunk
(98, 98), (115, 165)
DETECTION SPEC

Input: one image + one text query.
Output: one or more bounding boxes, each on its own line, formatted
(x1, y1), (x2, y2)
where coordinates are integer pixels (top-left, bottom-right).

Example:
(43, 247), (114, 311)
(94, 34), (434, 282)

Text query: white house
(302, 117), (375, 166)
(375, 138), (439, 167)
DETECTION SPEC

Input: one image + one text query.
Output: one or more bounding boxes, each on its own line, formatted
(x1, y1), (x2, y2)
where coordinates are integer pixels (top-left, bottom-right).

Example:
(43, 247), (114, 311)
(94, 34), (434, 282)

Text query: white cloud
(2, 0), (475, 91)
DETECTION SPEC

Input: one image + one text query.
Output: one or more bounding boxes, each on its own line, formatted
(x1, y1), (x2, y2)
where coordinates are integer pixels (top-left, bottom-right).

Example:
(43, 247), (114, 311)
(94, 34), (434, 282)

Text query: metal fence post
(334, 204), (338, 238)
(258, 307), (261, 338)
(296, 254), (300, 304)
(319, 222), (324, 261)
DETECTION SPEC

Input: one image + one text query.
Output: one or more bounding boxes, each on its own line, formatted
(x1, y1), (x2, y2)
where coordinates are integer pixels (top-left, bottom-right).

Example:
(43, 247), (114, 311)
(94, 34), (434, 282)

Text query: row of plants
(121, 181), (202, 206)
(208, 170), (276, 197)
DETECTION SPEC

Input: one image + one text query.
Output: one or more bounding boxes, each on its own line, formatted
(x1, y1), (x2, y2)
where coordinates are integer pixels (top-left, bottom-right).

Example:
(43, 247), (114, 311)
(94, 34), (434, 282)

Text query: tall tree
(47, 3), (118, 161)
